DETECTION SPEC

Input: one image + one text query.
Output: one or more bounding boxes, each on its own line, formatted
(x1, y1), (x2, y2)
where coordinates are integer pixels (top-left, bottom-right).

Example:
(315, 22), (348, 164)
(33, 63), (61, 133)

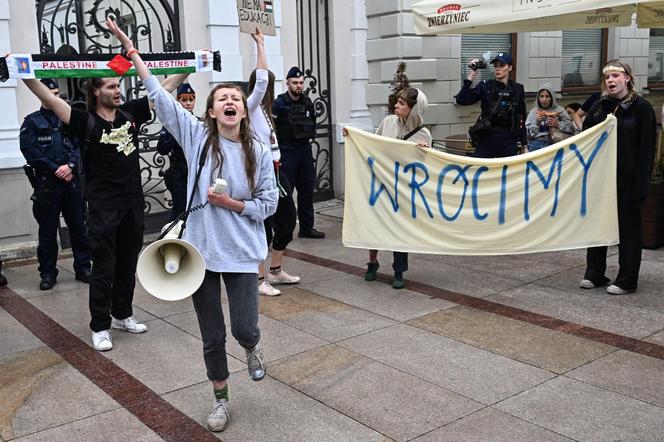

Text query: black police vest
(276, 95), (316, 142)
(23, 112), (72, 168)
(484, 81), (519, 130)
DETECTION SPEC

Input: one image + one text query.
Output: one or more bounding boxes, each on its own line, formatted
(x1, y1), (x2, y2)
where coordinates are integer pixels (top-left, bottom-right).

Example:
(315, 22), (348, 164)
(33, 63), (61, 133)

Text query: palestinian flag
(263, 0), (273, 13)
(0, 51), (222, 82)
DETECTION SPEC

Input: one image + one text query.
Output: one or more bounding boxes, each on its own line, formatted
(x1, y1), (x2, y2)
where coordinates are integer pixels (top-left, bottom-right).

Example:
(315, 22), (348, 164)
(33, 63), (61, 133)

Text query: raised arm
(107, 17), (150, 81)
(253, 28), (267, 70)
(22, 79), (72, 124)
(247, 28), (268, 112)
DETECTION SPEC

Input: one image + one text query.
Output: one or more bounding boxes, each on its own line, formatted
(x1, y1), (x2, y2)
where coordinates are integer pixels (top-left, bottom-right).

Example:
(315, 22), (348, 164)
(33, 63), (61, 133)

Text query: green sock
(214, 385), (229, 401)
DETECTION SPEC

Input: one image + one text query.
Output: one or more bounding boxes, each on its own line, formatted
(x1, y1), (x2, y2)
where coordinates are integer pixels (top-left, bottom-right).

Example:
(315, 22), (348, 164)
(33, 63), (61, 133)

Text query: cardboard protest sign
(237, 0), (276, 36)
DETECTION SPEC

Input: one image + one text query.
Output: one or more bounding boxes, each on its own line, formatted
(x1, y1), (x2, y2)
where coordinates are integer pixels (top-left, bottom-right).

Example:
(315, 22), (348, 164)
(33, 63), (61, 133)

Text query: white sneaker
(258, 280), (281, 296)
(111, 316), (148, 334)
(606, 284), (636, 295)
(91, 330), (113, 351)
(267, 269), (301, 284)
(579, 279), (597, 289)
(206, 398), (230, 432)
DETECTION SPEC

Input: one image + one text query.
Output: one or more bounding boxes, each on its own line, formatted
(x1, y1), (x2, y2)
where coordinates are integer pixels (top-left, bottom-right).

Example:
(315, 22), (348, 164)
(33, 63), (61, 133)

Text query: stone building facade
(0, 0), (662, 254)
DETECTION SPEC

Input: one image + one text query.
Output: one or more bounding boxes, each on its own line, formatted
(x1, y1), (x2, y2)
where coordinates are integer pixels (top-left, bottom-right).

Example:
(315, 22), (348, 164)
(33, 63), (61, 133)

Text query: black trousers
(584, 189), (643, 290)
(473, 132), (518, 158)
(32, 177), (91, 279)
(264, 170), (297, 251)
(87, 207), (144, 332)
(280, 145), (316, 232)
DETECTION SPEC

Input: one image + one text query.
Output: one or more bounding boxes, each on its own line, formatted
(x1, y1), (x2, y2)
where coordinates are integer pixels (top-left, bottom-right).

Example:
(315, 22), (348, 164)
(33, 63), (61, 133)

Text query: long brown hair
(85, 78), (106, 111)
(203, 83), (258, 192)
(248, 69), (276, 127)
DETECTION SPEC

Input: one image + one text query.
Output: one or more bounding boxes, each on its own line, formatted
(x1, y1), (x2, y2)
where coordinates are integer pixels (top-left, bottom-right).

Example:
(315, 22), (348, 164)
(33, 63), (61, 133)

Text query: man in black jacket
(272, 66), (325, 238)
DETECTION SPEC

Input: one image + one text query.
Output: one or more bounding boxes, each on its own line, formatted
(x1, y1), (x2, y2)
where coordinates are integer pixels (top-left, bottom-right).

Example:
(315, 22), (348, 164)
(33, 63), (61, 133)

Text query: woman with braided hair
(107, 18), (277, 433)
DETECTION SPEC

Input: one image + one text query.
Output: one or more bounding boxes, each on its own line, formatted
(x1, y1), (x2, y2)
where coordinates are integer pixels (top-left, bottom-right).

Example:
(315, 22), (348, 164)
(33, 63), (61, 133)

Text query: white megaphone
(136, 221), (206, 301)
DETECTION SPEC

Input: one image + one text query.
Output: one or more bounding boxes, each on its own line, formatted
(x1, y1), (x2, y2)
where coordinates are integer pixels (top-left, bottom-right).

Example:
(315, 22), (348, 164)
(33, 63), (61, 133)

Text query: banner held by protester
(342, 116), (619, 255)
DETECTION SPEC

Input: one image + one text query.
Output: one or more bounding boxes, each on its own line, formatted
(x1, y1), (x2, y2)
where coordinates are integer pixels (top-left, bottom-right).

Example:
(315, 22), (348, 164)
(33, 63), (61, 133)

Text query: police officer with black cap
(157, 82), (196, 220)
(272, 66), (325, 238)
(456, 53), (527, 158)
(19, 78), (91, 290)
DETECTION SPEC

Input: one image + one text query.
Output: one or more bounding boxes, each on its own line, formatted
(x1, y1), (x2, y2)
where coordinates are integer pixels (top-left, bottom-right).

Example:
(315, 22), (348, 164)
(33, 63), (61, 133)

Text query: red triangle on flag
(108, 54), (133, 76)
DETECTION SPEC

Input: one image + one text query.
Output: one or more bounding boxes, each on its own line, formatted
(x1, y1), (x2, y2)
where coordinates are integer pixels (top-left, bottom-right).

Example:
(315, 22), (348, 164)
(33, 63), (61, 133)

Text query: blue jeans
(528, 138), (551, 152)
(192, 271), (261, 382)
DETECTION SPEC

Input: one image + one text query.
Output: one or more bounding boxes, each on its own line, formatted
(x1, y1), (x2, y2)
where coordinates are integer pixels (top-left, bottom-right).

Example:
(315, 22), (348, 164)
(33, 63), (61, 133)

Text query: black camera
(468, 59), (487, 70)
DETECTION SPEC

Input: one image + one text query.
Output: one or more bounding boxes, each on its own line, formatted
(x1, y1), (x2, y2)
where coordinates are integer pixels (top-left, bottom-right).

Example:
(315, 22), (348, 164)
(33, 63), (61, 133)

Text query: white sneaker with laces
(258, 280), (281, 296)
(606, 284), (635, 295)
(579, 279), (597, 289)
(245, 344), (266, 381)
(267, 269), (301, 285)
(111, 316), (148, 334)
(206, 398), (230, 432)
(91, 330), (113, 351)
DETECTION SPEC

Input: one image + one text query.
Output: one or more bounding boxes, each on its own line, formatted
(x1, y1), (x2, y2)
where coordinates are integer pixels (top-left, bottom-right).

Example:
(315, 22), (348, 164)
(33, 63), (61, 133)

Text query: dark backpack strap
(403, 126), (424, 141)
(116, 108), (135, 123)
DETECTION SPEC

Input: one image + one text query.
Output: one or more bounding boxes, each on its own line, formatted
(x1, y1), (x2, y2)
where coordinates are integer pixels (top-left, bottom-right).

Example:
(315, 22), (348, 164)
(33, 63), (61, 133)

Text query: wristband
(126, 48), (139, 58)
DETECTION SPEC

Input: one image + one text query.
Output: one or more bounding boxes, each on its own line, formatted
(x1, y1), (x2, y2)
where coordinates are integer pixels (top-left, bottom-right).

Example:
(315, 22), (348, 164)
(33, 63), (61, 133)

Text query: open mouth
(223, 108), (237, 116)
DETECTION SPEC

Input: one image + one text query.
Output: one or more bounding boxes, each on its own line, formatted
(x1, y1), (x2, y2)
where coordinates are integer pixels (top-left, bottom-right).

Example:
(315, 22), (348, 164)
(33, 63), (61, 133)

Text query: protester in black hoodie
(580, 60), (656, 295)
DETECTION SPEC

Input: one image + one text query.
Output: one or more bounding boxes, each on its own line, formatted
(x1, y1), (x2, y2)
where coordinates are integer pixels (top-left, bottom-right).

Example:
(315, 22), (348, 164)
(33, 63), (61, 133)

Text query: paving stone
(567, 350), (664, 407)
(413, 407), (573, 441)
(406, 256), (528, 298)
(101, 319), (243, 395)
(12, 408), (161, 442)
(165, 310), (329, 363)
(269, 345), (483, 441)
(301, 274), (456, 322)
(490, 282), (664, 339)
(340, 324), (555, 404)
(132, 280), (197, 318)
(259, 287), (396, 342)
(9, 361), (118, 439)
(0, 307), (42, 359)
(645, 330), (664, 346)
(163, 372), (386, 442)
(408, 306), (616, 373)
(497, 376), (664, 441)
(27, 288), (156, 340)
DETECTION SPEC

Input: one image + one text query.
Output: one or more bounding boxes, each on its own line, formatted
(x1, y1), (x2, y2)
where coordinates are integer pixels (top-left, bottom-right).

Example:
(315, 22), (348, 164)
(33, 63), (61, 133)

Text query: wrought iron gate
(297, 0), (334, 201)
(36, 0), (180, 235)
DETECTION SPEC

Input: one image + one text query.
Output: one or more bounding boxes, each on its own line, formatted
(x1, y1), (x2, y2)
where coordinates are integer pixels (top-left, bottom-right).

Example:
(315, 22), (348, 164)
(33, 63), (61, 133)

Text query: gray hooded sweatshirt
(376, 89), (432, 145)
(525, 83), (575, 143)
(144, 75), (278, 273)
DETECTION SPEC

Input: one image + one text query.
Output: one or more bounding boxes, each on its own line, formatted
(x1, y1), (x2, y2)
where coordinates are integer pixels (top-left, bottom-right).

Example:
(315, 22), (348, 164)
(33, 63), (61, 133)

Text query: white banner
(342, 116), (619, 255)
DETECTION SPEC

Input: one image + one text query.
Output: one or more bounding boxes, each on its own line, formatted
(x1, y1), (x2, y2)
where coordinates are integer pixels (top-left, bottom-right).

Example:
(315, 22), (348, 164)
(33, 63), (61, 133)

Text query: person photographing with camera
(456, 53), (527, 158)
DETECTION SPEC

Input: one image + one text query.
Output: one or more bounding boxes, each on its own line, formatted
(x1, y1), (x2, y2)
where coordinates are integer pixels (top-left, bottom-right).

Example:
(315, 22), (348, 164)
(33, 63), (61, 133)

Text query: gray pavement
(1, 199), (663, 441)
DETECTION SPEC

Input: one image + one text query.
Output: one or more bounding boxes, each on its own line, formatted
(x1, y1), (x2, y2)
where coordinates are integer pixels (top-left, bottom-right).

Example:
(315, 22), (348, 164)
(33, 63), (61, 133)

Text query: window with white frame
(460, 34), (513, 81)
(562, 29), (606, 89)
(648, 29), (664, 85)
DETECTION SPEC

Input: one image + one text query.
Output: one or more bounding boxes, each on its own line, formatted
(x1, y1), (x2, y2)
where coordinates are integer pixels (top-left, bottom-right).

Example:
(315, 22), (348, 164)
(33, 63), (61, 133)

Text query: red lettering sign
(437, 4), (461, 14)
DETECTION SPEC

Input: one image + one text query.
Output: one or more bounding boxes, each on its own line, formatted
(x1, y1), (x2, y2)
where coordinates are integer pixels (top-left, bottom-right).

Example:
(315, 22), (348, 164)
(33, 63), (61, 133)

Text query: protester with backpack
(19, 61), (187, 351)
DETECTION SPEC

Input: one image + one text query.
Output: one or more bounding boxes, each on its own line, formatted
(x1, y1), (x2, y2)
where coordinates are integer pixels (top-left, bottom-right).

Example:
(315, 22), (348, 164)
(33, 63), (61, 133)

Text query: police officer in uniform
(272, 66), (325, 238)
(157, 82), (195, 220)
(456, 53), (527, 158)
(19, 78), (91, 290)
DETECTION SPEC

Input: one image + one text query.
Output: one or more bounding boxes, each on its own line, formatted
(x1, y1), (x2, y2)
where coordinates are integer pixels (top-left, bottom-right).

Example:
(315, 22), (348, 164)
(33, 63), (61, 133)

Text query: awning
(412, 1), (664, 35)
